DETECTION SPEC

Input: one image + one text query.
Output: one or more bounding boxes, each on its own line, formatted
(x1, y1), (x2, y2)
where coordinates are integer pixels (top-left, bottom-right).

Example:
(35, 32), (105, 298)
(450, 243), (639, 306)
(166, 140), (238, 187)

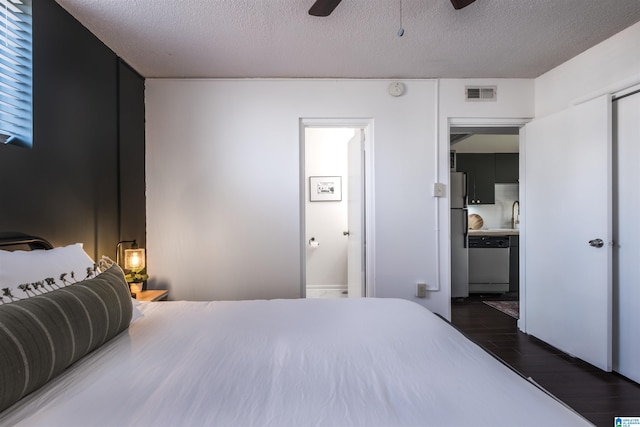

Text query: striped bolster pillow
(0, 265), (132, 412)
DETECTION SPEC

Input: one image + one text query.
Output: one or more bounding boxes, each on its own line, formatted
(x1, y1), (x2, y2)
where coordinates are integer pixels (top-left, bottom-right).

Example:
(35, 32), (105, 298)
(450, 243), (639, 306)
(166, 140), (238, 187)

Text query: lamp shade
(124, 248), (145, 271)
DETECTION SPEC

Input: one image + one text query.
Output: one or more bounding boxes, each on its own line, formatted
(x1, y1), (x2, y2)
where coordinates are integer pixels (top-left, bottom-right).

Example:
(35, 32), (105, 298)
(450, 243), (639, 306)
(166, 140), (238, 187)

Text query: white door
(522, 95), (612, 371)
(347, 129), (364, 297)
(613, 91), (640, 382)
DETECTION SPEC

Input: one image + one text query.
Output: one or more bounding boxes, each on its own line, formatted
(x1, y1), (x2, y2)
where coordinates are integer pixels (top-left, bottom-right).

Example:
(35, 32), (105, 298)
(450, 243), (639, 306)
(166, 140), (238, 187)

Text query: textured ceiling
(54, 0), (640, 79)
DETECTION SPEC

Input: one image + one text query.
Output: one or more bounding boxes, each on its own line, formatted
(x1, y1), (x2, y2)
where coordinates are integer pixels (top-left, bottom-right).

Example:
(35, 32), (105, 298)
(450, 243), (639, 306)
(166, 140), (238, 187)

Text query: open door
(522, 95), (612, 371)
(347, 129), (364, 297)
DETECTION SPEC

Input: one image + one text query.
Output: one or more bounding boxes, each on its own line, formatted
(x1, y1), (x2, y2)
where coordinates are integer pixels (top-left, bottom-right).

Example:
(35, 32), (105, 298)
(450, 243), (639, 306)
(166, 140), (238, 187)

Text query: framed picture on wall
(309, 176), (342, 202)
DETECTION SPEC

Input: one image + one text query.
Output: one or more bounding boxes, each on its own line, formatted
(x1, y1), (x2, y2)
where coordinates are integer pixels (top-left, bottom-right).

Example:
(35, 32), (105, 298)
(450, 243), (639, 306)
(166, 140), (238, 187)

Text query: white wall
(141, 21), (639, 317)
(535, 22), (640, 118)
(146, 79), (443, 312)
(304, 128), (352, 289)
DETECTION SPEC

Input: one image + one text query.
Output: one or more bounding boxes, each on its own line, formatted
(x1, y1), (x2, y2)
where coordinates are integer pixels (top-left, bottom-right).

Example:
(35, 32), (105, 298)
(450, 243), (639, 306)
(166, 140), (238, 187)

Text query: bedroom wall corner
(118, 60), (147, 250)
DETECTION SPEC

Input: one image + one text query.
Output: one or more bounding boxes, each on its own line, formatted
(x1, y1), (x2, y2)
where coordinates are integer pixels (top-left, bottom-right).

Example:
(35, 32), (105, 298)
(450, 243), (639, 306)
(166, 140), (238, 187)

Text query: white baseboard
(306, 284), (347, 291)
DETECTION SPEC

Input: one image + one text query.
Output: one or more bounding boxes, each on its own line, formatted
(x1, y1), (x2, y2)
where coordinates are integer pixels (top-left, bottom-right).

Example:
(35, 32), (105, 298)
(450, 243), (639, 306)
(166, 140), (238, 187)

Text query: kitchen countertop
(468, 228), (520, 236)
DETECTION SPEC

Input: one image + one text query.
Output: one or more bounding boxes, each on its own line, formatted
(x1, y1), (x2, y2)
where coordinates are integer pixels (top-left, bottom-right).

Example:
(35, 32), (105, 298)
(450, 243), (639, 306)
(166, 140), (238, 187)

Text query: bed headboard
(0, 232), (53, 250)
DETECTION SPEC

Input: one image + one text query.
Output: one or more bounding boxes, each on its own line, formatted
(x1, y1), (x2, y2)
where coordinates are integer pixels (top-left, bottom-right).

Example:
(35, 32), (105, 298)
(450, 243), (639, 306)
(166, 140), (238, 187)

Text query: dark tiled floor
(451, 297), (640, 427)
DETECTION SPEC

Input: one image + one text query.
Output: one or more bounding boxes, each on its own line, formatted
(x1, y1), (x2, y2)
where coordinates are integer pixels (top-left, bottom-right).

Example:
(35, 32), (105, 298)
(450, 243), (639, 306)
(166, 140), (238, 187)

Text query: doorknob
(588, 238), (604, 248)
(343, 231), (350, 236)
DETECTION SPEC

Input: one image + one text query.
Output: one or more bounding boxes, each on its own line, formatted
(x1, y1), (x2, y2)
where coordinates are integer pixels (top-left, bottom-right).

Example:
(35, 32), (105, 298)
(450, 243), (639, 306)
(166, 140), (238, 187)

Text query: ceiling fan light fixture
(309, 0), (343, 17)
(397, 0), (404, 37)
(310, 0), (476, 18)
(450, 0), (477, 10)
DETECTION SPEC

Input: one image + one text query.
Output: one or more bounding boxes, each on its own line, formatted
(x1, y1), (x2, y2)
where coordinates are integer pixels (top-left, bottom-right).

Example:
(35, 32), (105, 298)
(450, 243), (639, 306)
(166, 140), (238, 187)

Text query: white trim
(448, 117), (531, 127)
(613, 82), (640, 100)
(433, 81), (441, 292)
(306, 284), (347, 290)
(571, 73), (640, 106)
(299, 122), (307, 298)
(364, 123), (375, 297)
(299, 118), (375, 298)
(518, 126), (527, 333)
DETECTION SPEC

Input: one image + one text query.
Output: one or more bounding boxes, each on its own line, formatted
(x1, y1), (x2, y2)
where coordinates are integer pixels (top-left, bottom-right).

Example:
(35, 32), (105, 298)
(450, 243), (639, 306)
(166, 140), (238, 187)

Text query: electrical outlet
(433, 182), (446, 197)
(416, 283), (427, 298)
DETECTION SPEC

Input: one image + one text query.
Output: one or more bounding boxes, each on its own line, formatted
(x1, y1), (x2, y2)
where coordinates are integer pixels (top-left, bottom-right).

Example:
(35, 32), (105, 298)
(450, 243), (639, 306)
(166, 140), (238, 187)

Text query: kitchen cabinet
(495, 153), (519, 183)
(456, 153), (495, 204)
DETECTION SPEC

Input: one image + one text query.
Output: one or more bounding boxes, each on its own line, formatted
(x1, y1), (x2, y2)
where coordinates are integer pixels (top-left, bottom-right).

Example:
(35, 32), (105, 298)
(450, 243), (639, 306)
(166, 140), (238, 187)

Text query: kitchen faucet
(511, 200), (520, 229)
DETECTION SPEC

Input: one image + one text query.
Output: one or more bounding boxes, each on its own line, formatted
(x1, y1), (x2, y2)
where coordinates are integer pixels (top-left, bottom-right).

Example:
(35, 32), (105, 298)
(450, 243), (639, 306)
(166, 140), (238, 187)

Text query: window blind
(0, 0), (31, 148)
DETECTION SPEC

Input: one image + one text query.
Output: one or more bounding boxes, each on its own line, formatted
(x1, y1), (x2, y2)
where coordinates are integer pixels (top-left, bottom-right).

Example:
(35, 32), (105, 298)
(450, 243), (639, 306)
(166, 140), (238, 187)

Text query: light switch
(433, 182), (446, 197)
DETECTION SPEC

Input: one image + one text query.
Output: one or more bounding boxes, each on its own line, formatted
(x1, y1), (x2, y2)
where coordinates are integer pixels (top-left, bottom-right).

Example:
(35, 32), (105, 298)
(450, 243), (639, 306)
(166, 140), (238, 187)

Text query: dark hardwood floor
(451, 297), (640, 427)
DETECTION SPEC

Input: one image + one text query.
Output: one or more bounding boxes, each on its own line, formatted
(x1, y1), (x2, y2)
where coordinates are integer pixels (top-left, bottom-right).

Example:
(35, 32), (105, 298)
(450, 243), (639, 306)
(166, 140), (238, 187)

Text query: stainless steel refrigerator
(451, 172), (469, 298)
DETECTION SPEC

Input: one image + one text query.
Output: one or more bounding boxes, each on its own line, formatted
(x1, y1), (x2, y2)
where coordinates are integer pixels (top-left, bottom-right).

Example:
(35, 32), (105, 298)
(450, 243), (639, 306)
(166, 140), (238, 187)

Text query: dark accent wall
(118, 60), (146, 249)
(0, 0), (145, 261)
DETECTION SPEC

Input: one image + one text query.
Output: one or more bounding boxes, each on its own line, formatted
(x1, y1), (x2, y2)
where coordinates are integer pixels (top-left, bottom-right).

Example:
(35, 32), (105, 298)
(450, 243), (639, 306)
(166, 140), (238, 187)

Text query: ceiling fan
(309, 0), (476, 17)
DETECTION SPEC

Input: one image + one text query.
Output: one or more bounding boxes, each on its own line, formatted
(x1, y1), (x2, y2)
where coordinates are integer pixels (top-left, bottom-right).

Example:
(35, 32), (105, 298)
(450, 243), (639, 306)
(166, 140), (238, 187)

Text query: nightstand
(135, 289), (168, 302)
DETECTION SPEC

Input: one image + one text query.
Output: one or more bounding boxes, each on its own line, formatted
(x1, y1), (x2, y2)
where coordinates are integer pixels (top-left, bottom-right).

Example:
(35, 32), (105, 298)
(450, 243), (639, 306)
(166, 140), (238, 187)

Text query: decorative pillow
(0, 243), (95, 302)
(0, 265), (132, 412)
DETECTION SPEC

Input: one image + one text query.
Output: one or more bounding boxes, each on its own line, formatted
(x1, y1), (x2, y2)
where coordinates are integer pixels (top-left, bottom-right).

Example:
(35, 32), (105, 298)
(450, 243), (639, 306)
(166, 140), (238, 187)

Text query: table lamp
(124, 247), (145, 272)
(116, 240), (147, 295)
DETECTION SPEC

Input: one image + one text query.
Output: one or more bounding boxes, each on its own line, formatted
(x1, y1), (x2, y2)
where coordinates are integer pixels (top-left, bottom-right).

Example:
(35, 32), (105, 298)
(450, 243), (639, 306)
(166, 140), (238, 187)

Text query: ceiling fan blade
(309, 0), (343, 17)
(450, 0), (476, 10)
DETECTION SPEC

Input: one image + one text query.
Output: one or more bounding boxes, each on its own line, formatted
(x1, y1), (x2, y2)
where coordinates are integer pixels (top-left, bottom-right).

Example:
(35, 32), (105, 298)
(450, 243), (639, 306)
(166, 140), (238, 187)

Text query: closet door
(614, 90), (640, 383)
(522, 95), (612, 371)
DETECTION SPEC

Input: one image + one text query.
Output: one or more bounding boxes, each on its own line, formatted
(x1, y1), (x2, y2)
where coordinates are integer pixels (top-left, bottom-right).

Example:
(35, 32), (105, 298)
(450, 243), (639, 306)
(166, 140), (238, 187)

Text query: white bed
(0, 297), (592, 426)
(0, 234), (592, 426)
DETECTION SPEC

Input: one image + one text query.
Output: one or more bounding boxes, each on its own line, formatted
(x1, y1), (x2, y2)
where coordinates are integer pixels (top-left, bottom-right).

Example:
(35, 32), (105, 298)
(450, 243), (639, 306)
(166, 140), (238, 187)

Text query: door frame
(612, 86), (640, 381)
(448, 117), (530, 328)
(299, 118), (375, 298)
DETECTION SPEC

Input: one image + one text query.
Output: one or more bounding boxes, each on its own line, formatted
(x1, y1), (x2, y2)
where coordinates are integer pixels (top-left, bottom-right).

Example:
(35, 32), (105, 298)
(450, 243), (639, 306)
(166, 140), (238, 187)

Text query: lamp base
(129, 282), (143, 295)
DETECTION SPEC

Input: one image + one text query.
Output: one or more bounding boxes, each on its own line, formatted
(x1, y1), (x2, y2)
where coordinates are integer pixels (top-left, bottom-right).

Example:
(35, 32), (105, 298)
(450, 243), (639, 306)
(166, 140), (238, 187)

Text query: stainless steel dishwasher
(468, 235), (510, 293)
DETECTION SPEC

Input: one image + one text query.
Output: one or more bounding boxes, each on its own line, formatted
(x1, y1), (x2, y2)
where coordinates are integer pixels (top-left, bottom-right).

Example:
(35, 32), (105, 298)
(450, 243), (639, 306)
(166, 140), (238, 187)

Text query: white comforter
(0, 298), (591, 426)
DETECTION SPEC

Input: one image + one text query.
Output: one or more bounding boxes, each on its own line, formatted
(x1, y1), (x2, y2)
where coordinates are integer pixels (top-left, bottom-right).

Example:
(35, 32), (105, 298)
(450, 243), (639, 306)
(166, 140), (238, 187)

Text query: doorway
(449, 126), (520, 300)
(449, 122), (525, 317)
(300, 119), (372, 299)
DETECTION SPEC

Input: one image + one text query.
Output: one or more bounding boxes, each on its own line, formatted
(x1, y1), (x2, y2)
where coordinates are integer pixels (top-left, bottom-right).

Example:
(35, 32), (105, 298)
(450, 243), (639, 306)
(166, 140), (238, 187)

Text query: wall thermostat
(388, 81), (405, 97)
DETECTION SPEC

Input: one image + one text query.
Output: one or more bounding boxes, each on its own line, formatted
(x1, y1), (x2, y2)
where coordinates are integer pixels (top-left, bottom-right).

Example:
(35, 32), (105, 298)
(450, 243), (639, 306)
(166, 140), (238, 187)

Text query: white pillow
(130, 297), (144, 324)
(0, 243), (95, 301)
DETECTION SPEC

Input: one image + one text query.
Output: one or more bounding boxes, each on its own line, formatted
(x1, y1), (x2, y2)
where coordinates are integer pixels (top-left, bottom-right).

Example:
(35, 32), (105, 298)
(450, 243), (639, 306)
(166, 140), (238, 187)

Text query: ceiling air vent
(465, 86), (497, 102)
